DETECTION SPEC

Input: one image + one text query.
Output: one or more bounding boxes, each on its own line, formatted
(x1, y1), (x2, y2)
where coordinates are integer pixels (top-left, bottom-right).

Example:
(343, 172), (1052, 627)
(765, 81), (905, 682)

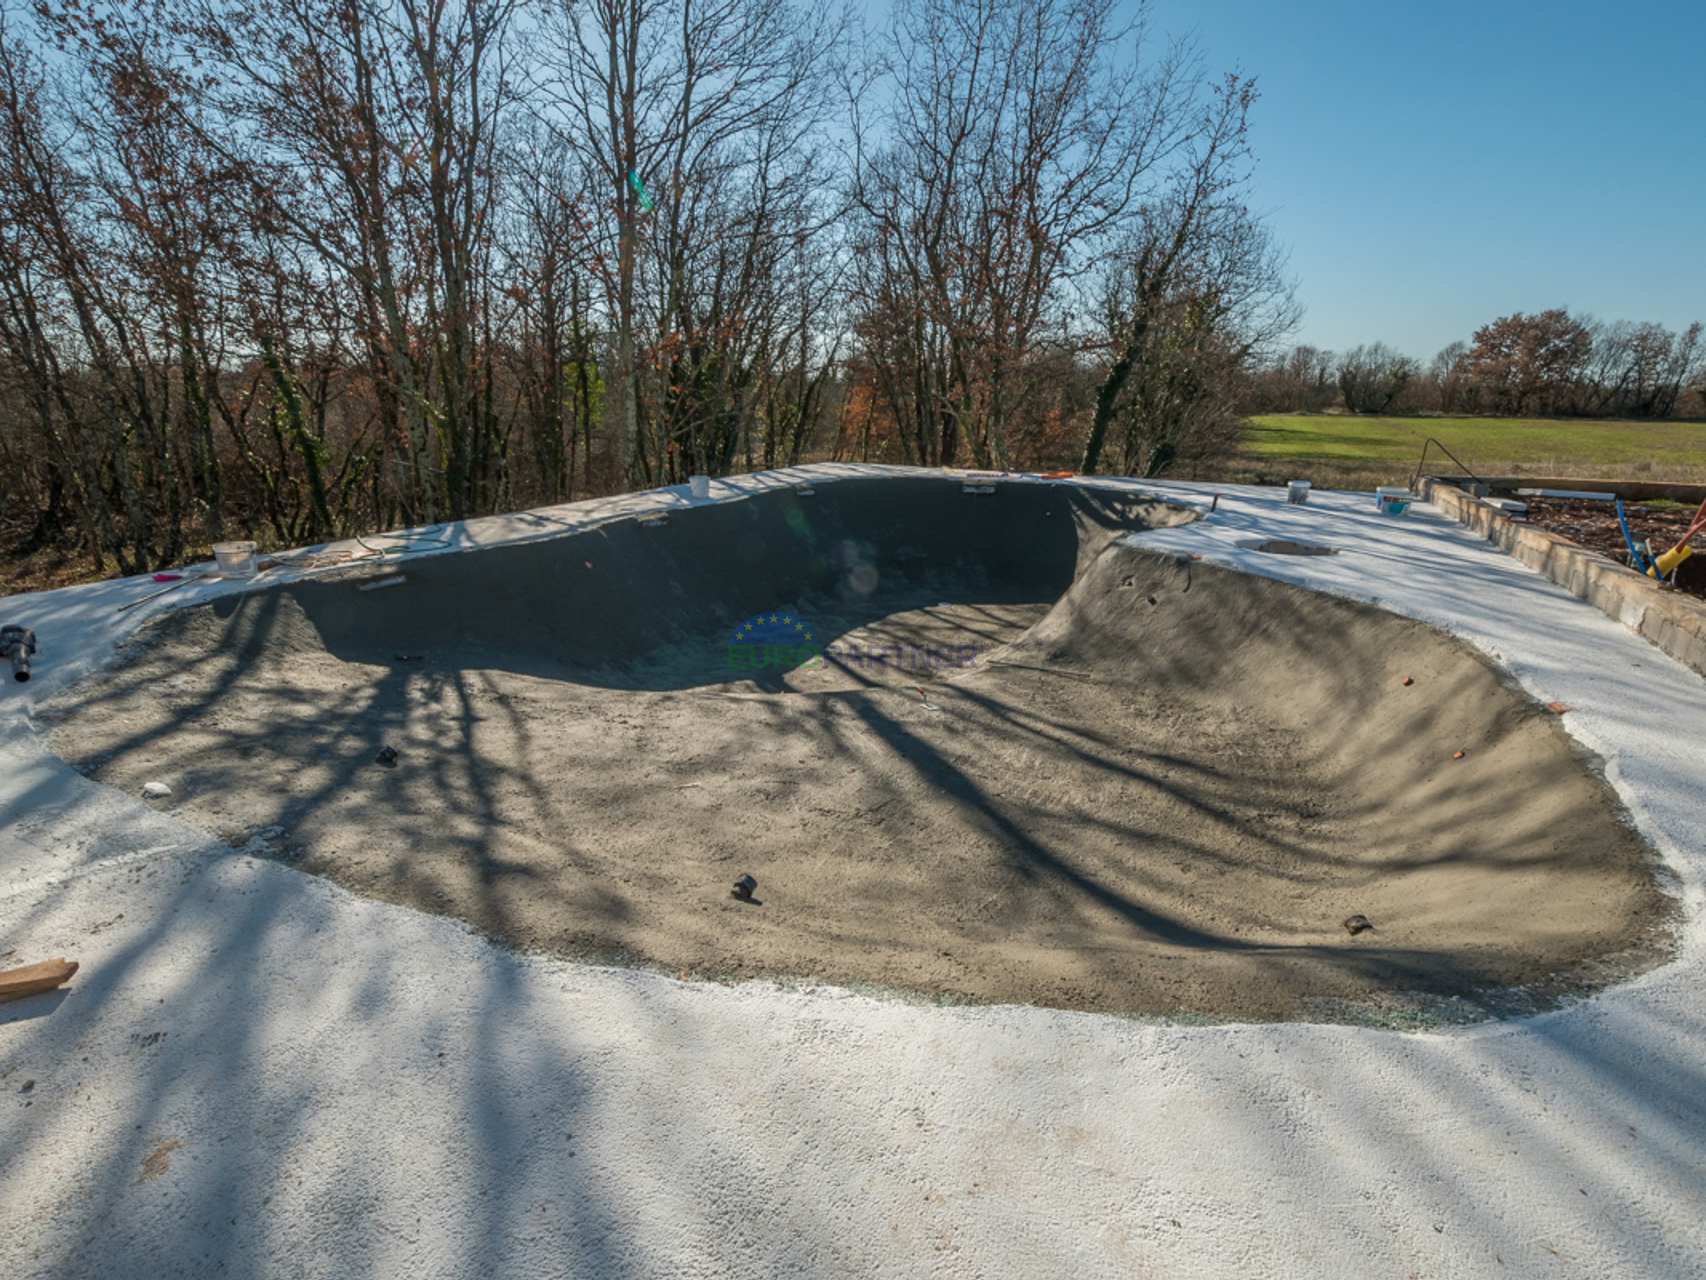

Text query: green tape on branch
(627, 170), (654, 212)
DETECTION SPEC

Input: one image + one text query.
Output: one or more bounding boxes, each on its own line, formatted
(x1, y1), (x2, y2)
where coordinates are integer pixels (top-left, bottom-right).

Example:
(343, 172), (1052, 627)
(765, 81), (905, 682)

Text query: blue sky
(1136, 0), (1706, 362)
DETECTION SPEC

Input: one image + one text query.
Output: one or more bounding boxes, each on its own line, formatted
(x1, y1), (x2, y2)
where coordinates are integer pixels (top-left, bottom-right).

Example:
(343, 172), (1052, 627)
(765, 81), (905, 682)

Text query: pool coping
(1420, 476), (1706, 680)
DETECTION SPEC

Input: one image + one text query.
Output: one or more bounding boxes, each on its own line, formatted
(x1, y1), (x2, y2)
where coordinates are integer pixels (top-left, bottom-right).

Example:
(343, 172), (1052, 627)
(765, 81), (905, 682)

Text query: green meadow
(1230, 414), (1706, 492)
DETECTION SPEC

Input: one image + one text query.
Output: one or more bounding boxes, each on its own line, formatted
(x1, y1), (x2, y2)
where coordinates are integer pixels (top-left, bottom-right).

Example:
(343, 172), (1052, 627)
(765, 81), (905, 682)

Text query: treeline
(1245, 308), (1706, 419)
(0, 0), (1299, 577)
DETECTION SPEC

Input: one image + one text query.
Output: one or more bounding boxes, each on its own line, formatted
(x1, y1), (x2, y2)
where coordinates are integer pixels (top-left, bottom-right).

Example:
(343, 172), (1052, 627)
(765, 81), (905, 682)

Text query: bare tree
(0, 0), (1344, 583)
(1080, 73), (1297, 475)
(533, 0), (849, 485)
(851, 0), (1198, 470)
(500, 124), (605, 502)
(1579, 318), (1704, 419)
(1336, 343), (1418, 414)
(175, 0), (522, 524)
(0, 3), (241, 570)
(0, 18), (118, 566)
(1417, 340), (1468, 413)
(1087, 203), (1298, 474)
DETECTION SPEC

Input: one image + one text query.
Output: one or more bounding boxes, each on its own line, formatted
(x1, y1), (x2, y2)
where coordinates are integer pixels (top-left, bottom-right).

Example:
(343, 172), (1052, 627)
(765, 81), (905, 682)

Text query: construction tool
(1614, 499), (1656, 576)
(1648, 495), (1706, 581)
(117, 571), (212, 613)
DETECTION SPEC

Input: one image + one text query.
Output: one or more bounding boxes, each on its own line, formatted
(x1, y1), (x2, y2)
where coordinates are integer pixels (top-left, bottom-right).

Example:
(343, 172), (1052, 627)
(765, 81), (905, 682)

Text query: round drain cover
(1238, 539), (1337, 556)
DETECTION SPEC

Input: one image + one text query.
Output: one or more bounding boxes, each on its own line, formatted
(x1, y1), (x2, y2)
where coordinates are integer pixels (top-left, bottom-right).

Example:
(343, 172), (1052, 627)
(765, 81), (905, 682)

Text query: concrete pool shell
(38, 475), (1671, 1022)
(4, 465), (1705, 1278)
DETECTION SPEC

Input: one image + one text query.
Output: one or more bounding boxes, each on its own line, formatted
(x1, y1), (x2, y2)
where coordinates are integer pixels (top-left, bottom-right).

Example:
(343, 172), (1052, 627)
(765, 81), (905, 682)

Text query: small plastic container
(1375, 488), (1412, 516)
(1287, 480), (1311, 504)
(212, 541), (258, 578)
(689, 474), (711, 500)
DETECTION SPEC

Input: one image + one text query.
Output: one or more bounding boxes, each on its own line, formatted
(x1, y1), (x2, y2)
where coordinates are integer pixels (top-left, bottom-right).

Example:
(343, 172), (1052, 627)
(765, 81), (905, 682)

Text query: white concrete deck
(2, 465), (1702, 1278)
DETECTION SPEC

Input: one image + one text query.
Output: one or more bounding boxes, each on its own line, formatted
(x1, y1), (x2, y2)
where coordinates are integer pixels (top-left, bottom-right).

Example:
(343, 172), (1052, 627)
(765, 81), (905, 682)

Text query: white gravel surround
(3, 464), (1703, 1279)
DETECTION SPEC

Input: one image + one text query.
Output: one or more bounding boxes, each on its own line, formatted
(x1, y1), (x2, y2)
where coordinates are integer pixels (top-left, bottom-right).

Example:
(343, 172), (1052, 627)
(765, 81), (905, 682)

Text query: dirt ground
(39, 482), (1676, 1021)
(1522, 496), (1706, 598)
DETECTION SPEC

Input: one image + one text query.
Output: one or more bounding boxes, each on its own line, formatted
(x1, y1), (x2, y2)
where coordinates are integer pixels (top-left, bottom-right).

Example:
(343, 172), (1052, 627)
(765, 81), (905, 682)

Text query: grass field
(1227, 414), (1706, 492)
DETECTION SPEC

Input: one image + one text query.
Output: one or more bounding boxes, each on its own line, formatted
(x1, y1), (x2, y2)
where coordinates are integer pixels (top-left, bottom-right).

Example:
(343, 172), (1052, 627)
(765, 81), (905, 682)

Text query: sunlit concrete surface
(3, 464), (1702, 1279)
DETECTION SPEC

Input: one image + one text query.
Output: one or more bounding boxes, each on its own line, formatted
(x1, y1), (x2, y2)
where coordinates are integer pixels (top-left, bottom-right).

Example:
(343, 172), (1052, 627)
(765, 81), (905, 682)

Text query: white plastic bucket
(212, 541), (258, 578)
(1286, 480), (1311, 504)
(689, 474), (711, 500)
(1375, 488), (1412, 516)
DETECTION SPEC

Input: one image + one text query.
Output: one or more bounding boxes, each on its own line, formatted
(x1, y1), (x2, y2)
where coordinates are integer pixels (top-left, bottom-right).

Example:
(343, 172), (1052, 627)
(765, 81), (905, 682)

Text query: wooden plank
(0, 958), (78, 1004)
(1513, 488), (1615, 501)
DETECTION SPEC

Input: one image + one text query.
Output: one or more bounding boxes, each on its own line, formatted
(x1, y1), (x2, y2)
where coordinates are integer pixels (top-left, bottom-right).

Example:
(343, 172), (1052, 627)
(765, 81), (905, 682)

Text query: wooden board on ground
(0, 958), (79, 1004)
